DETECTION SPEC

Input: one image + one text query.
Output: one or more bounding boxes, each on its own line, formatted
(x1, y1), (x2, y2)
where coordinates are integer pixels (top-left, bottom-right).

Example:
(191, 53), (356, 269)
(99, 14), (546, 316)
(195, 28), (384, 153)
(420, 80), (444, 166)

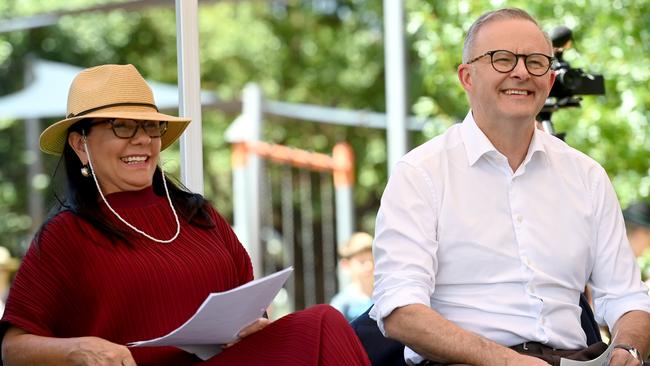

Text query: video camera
(537, 26), (606, 136)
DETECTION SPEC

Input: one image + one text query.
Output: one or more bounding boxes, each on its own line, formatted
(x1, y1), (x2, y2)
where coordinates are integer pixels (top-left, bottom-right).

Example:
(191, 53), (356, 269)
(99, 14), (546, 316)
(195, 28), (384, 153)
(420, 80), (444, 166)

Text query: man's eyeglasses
(467, 49), (554, 77)
(91, 118), (168, 139)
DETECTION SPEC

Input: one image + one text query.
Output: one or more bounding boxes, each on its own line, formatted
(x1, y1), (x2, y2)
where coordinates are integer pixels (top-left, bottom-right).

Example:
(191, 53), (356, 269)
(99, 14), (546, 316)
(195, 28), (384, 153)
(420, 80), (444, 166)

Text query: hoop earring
(80, 165), (91, 177)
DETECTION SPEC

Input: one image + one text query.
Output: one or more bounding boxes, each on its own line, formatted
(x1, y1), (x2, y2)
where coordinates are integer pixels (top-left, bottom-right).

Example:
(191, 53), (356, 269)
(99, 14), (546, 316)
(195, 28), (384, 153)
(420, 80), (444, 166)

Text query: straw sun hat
(39, 64), (191, 155)
(339, 232), (373, 259)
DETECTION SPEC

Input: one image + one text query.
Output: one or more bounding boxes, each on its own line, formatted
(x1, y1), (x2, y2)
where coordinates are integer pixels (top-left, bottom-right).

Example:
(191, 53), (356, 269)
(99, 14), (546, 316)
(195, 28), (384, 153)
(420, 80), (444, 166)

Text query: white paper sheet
(559, 342), (615, 366)
(128, 266), (293, 360)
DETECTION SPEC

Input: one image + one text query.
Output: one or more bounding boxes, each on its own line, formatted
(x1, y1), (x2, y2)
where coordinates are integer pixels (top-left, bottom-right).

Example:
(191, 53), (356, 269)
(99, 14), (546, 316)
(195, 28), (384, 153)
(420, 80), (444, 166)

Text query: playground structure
(232, 139), (353, 310)
(226, 83), (354, 310)
(222, 82), (435, 311)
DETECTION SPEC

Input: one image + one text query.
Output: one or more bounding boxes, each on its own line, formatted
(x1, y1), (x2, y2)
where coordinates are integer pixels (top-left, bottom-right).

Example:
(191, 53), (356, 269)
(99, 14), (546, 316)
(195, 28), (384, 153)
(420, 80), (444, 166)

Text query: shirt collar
(459, 111), (498, 166)
(459, 111), (547, 167)
(525, 128), (547, 164)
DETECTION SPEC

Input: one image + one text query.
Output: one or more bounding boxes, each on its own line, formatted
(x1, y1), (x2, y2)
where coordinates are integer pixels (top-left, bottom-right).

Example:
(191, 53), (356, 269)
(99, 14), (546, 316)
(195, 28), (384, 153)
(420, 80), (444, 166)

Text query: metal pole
(383, 0), (408, 172)
(243, 83), (263, 277)
(25, 118), (44, 232)
(299, 170), (315, 307)
(320, 172), (336, 302)
(333, 142), (354, 247)
(333, 142), (355, 297)
(231, 142), (250, 254)
(335, 187), (353, 245)
(175, 0), (204, 194)
(280, 166), (296, 310)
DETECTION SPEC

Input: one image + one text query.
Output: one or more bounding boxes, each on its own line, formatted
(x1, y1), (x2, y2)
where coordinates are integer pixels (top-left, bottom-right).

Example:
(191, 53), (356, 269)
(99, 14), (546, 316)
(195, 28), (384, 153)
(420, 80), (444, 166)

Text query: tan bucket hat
(339, 232), (373, 258)
(39, 64), (191, 155)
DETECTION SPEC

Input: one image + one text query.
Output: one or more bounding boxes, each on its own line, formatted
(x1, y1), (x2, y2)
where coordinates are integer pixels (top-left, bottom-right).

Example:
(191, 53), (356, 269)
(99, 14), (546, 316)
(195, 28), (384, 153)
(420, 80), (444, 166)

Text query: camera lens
(557, 69), (583, 91)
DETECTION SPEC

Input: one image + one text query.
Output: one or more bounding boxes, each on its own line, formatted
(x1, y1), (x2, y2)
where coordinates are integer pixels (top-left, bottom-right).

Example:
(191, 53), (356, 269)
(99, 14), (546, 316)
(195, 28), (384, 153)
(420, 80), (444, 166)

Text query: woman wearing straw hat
(0, 64), (370, 366)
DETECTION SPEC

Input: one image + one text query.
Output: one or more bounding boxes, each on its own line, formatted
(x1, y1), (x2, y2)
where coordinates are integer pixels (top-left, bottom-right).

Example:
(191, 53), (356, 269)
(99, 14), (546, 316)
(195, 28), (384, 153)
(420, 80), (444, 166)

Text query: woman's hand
(2, 327), (136, 366)
(67, 336), (136, 366)
(223, 318), (272, 348)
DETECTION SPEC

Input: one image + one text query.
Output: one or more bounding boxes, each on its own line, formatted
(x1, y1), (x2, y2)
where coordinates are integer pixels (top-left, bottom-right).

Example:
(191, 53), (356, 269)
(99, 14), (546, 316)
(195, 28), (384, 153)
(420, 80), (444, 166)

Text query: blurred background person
(624, 201), (650, 287)
(0, 247), (19, 316)
(623, 201), (650, 258)
(331, 232), (374, 321)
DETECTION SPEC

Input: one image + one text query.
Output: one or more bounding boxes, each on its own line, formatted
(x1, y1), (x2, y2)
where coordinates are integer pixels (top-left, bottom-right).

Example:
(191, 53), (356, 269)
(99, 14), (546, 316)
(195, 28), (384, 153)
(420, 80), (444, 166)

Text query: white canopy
(0, 58), (219, 120)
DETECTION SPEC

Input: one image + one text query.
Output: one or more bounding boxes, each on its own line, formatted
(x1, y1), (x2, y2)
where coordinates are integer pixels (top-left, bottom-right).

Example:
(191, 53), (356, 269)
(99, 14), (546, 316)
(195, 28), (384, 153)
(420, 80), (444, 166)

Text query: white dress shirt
(370, 112), (650, 365)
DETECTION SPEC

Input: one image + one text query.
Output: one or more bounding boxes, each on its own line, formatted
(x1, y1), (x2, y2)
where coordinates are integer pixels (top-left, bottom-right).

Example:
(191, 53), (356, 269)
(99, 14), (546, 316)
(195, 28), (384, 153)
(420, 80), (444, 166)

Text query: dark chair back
(350, 307), (407, 366)
(351, 294), (601, 366)
(579, 293), (602, 346)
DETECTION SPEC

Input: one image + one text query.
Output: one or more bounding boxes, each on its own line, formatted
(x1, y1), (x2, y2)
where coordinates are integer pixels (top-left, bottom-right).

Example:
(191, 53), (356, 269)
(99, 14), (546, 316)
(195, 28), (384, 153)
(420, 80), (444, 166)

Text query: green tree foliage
(0, 0), (648, 257)
(408, 0), (650, 205)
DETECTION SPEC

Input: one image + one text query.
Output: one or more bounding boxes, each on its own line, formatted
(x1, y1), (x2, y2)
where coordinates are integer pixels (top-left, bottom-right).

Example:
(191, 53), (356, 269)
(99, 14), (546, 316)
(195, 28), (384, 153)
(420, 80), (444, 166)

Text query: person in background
(371, 7), (650, 366)
(0, 247), (19, 316)
(331, 232), (374, 321)
(624, 202), (650, 286)
(623, 202), (650, 258)
(0, 64), (370, 366)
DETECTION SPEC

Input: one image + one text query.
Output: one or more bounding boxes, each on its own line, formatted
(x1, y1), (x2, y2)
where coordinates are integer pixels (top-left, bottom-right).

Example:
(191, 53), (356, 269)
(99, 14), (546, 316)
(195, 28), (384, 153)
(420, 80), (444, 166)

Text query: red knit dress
(1, 187), (370, 366)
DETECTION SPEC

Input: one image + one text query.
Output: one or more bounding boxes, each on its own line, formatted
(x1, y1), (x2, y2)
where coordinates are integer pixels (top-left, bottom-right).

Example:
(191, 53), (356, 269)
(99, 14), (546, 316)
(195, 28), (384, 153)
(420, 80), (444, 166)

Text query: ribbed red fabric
(1, 187), (370, 366)
(210, 304), (370, 366)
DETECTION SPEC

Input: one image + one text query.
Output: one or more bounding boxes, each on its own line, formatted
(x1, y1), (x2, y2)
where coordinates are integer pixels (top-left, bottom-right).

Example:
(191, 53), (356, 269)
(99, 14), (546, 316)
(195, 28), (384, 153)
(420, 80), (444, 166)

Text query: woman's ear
(67, 131), (88, 164)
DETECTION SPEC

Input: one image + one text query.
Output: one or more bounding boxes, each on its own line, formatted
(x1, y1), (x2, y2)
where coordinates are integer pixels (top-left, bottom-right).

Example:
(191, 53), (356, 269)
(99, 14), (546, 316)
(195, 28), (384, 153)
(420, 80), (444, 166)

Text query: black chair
(578, 293), (602, 346)
(350, 306), (407, 366)
(351, 294), (601, 366)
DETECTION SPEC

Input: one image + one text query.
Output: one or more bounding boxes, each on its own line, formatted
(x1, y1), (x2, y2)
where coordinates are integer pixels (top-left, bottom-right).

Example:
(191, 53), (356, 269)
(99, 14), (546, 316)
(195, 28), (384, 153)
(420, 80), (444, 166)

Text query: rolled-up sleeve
(589, 167), (650, 329)
(370, 161), (439, 335)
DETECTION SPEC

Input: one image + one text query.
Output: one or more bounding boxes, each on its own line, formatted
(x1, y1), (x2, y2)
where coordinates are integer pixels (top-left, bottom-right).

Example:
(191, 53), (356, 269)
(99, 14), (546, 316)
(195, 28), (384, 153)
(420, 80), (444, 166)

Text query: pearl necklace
(83, 137), (181, 243)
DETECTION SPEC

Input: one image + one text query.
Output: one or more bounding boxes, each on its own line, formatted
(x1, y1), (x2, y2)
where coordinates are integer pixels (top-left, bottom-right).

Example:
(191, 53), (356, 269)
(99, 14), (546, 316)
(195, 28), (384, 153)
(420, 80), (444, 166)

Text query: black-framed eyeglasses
(467, 49), (554, 76)
(91, 118), (168, 139)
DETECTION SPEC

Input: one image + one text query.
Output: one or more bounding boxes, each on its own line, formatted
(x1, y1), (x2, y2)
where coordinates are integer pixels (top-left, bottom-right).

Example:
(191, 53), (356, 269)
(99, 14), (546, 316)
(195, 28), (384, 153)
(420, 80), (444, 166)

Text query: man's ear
(457, 63), (473, 92)
(67, 131), (88, 164)
(547, 70), (556, 90)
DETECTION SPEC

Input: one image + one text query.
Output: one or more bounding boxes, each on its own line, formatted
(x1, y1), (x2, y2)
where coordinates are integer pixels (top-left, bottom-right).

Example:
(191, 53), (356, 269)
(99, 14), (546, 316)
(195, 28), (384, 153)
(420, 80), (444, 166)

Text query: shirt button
(516, 215), (523, 223)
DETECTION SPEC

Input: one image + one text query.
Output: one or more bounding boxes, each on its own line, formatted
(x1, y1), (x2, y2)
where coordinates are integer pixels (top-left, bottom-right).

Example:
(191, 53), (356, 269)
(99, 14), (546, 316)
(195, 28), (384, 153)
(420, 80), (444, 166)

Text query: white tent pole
(383, 0), (408, 172)
(175, 0), (204, 194)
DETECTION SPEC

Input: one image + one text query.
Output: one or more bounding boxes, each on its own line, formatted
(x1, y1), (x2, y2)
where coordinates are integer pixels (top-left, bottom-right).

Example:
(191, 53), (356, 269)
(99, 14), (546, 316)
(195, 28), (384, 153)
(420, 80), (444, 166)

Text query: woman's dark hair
(35, 120), (215, 246)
